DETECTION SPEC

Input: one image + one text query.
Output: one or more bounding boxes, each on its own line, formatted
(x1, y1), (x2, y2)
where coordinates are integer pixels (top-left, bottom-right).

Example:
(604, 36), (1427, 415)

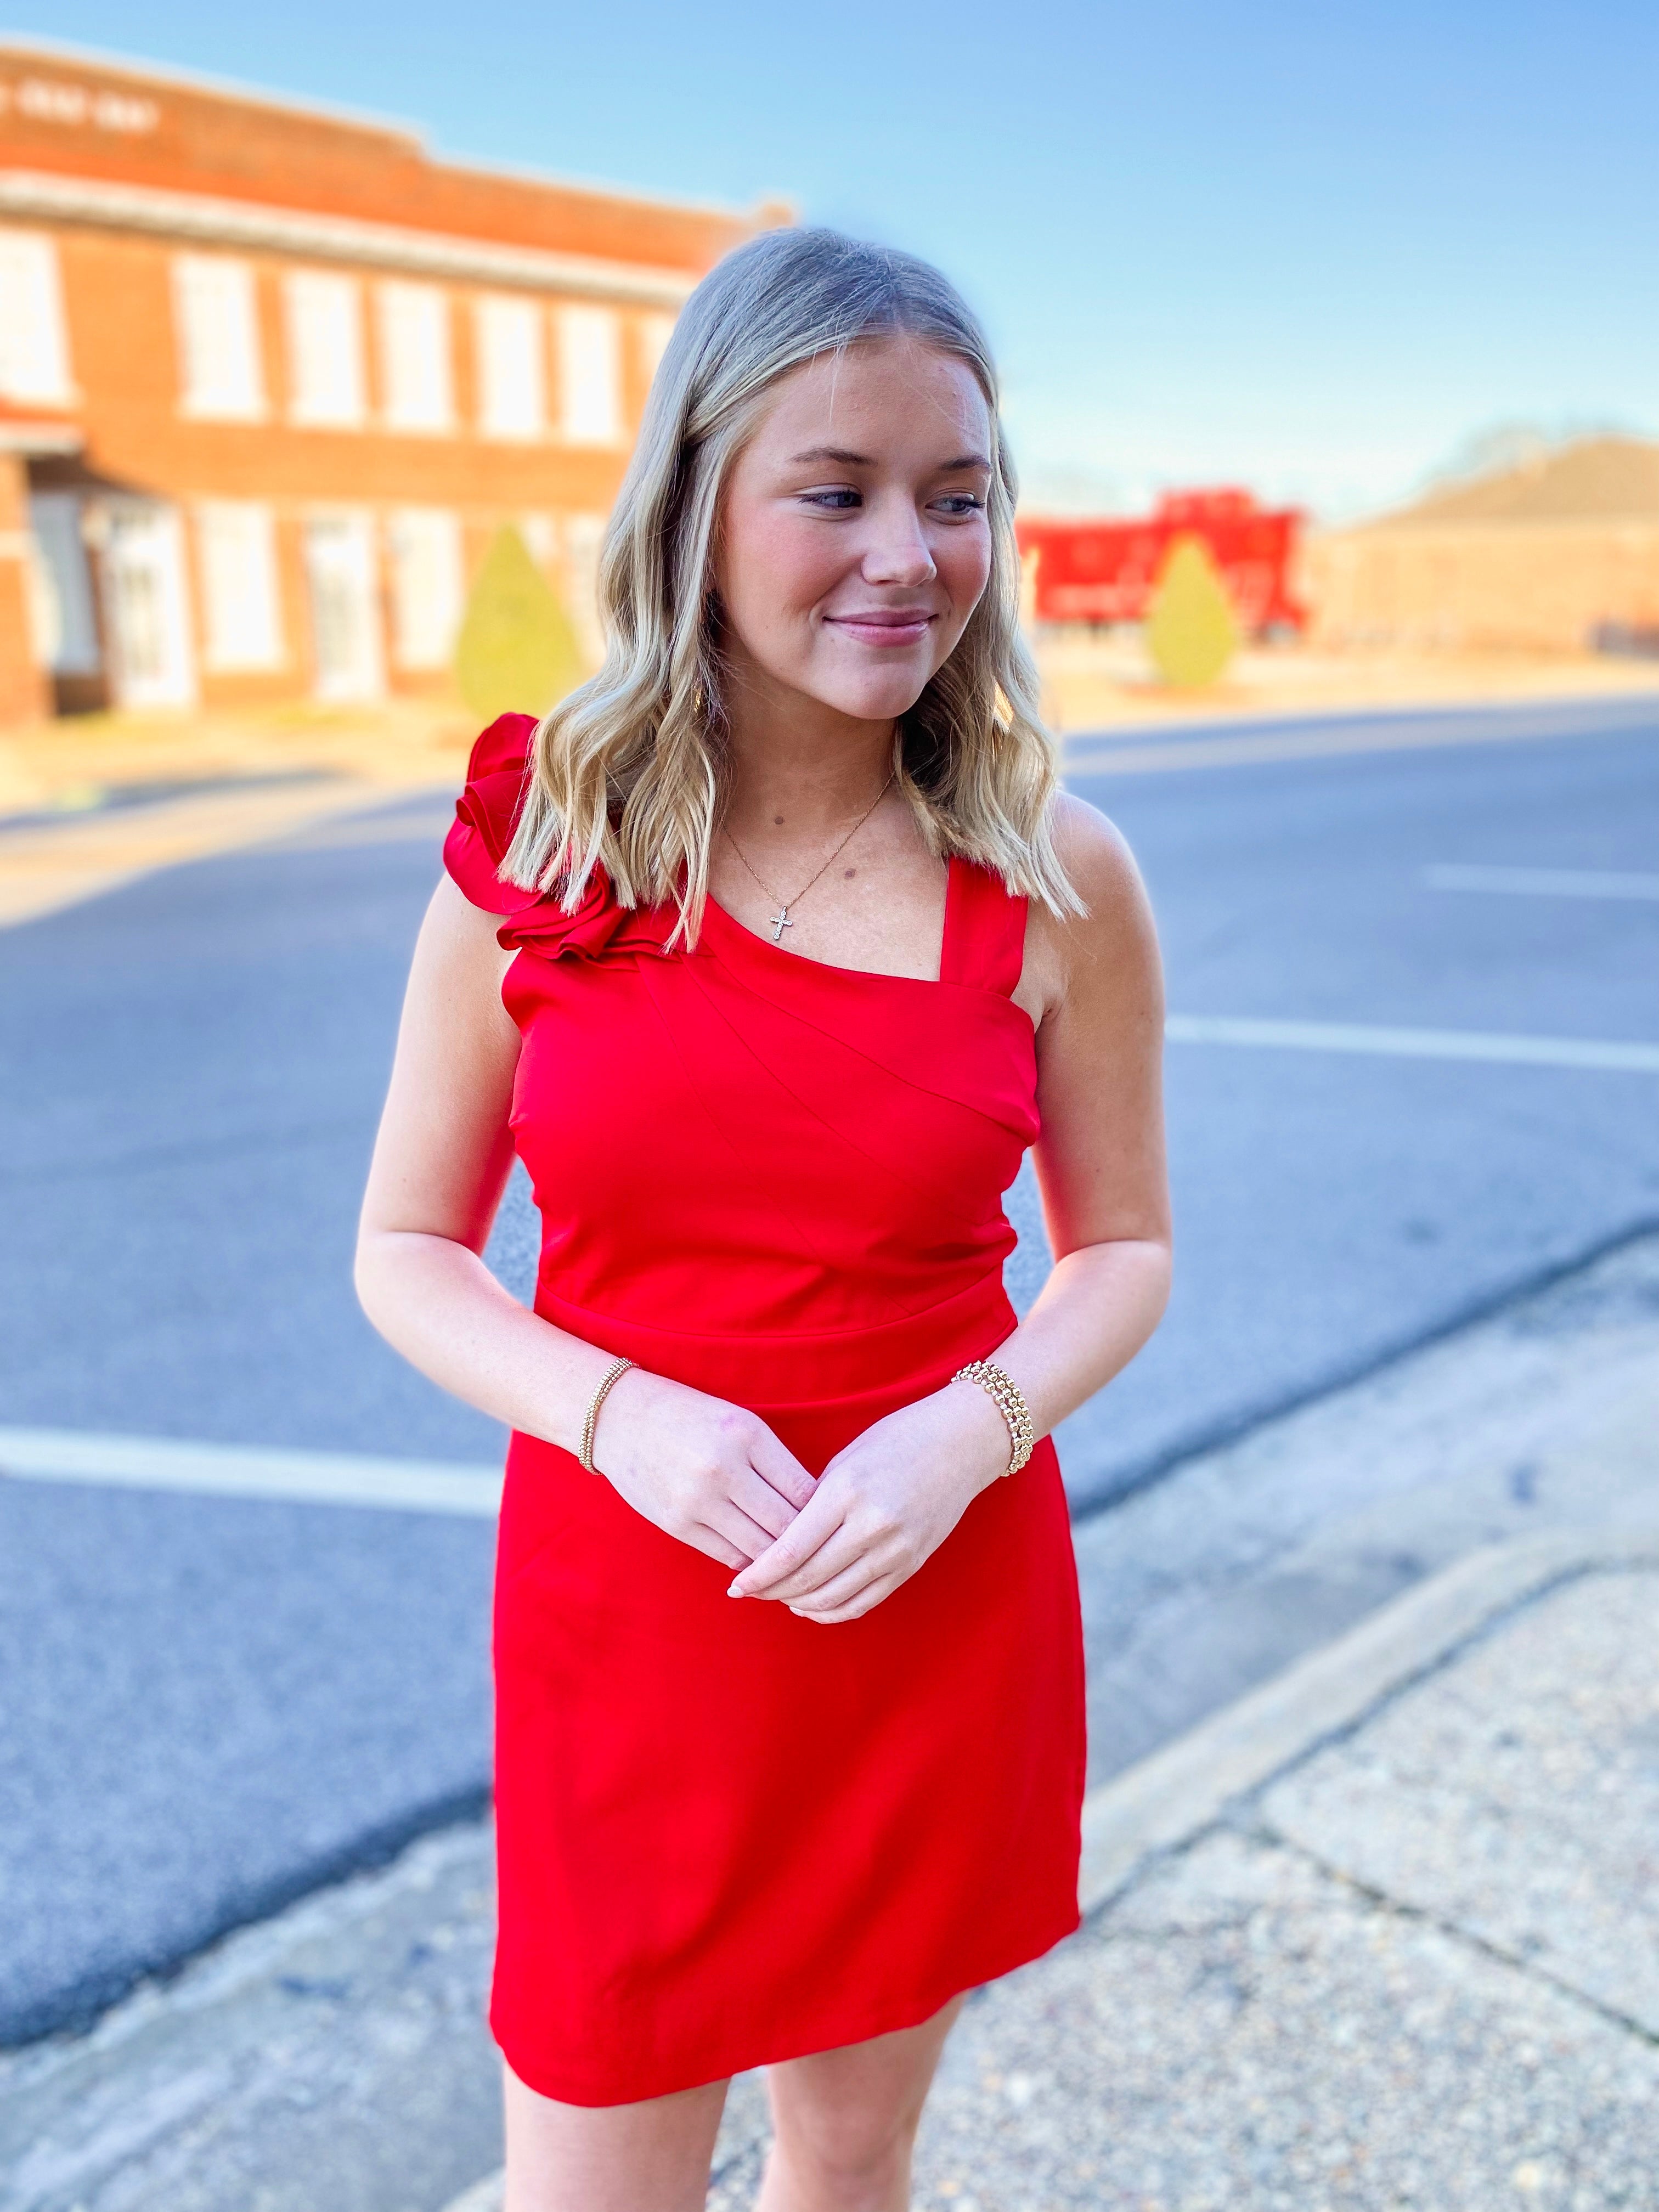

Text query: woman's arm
(356, 877), (816, 1564)
(729, 795), (1171, 1620)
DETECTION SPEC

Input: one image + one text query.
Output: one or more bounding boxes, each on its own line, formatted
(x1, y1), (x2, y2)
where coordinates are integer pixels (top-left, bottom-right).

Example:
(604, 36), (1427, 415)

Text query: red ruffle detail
(443, 712), (675, 963)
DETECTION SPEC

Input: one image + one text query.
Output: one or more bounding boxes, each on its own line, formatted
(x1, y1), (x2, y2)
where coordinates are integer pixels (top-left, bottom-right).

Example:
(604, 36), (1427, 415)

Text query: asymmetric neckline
(699, 854), (960, 989)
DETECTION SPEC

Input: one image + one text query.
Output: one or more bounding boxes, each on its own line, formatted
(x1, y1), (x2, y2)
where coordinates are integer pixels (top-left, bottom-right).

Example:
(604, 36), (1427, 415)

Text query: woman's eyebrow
(786, 446), (993, 471)
(788, 445), (873, 466)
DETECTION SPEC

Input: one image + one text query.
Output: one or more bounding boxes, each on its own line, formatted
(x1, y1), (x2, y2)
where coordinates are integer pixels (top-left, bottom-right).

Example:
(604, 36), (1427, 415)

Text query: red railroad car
(1017, 489), (1306, 633)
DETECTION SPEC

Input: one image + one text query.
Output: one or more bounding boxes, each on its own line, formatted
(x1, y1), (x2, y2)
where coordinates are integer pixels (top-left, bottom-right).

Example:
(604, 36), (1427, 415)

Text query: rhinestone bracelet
(951, 1357), (1037, 1475)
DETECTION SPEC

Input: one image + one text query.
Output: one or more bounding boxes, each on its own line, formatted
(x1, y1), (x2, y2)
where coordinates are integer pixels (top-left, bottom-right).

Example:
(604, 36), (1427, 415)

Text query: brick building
(1304, 437), (1659, 657)
(0, 42), (776, 726)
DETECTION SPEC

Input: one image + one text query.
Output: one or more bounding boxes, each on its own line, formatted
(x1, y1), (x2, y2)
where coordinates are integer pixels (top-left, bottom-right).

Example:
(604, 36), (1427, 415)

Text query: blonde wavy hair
(503, 226), (1081, 941)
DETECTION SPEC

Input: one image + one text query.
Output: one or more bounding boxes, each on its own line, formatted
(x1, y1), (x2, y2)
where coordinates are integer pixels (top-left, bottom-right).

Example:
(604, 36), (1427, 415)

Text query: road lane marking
(1425, 863), (1659, 901)
(1064, 696), (1659, 777)
(1165, 1014), (1659, 1073)
(0, 1426), (503, 1516)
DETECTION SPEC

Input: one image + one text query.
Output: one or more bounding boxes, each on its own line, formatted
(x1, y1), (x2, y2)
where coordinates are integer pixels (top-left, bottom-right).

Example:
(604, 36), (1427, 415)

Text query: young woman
(357, 228), (1170, 2211)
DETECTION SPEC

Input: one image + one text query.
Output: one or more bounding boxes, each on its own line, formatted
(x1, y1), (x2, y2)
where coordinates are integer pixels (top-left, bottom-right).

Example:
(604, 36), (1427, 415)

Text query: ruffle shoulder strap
(442, 713), (673, 964)
(443, 712), (539, 913)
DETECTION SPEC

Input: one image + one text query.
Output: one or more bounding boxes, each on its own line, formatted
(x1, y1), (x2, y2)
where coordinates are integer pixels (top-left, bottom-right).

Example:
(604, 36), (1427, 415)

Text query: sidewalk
(6, 1527), (1654, 2211)
(909, 1533), (1659, 2211)
(0, 700), (470, 929)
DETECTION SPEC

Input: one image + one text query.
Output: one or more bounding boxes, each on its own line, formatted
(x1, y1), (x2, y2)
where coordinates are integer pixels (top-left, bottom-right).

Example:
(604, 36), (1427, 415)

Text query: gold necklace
(723, 773), (895, 944)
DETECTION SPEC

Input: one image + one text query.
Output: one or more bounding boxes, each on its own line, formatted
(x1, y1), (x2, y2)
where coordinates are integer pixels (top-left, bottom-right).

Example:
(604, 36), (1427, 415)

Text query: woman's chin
(807, 672), (936, 726)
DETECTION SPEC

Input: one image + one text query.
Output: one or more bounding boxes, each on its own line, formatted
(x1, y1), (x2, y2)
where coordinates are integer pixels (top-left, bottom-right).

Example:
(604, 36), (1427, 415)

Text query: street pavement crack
(1252, 1820), (1659, 2052)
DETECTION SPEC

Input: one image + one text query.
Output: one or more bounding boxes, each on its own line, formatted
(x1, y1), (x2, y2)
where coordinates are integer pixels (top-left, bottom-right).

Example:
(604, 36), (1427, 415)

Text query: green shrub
(454, 525), (585, 721)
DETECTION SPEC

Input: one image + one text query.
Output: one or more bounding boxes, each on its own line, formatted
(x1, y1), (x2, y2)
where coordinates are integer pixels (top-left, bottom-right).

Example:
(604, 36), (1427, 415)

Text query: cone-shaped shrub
(454, 525), (585, 721)
(1146, 534), (1239, 689)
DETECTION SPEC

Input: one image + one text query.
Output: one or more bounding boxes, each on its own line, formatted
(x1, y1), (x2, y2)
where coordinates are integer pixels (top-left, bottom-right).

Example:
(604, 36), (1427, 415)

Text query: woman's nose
(862, 501), (936, 587)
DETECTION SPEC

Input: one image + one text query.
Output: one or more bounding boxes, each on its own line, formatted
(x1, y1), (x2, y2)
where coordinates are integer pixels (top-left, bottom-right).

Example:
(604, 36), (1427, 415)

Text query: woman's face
(714, 336), (996, 728)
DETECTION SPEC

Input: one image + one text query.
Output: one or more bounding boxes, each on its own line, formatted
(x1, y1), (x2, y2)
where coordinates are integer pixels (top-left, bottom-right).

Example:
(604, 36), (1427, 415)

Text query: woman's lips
(825, 612), (934, 648)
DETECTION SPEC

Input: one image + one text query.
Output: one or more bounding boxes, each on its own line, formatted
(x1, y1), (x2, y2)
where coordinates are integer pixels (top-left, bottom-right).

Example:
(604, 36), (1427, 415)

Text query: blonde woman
(357, 229), (1170, 2210)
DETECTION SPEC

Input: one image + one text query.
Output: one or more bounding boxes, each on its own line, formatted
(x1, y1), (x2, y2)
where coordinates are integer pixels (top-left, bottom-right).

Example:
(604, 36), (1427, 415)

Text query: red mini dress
(444, 714), (1085, 2107)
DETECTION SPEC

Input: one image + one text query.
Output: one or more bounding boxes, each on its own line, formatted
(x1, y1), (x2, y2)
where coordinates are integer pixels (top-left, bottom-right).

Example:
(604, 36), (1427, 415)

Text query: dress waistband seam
(535, 1269), (1013, 1347)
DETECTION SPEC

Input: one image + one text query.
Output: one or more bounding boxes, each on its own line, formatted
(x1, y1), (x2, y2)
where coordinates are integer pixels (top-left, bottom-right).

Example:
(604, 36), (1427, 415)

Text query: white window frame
(386, 507), (464, 671)
(518, 512), (557, 573)
(638, 311), (676, 391)
(303, 510), (385, 701)
(26, 493), (101, 674)
(195, 501), (284, 672)
(555, 303), (623, 447)
(172, 254), (264, 421)
(0, 229), (74, 405)
(474, 294), (545, 441)
(98, 499), (198, 710)
(376, 280), (454, 435)
(561, 510), (608, 664)
(284, 269), (366, 429)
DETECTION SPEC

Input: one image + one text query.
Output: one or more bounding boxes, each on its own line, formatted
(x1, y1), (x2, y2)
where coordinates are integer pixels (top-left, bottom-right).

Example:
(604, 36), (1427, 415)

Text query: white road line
(1425, 862), (1659, 901)
(0, 1426), (503, 1516)
(1062, 696), (1659, 777)
(1165, 1014), (1659, 1073)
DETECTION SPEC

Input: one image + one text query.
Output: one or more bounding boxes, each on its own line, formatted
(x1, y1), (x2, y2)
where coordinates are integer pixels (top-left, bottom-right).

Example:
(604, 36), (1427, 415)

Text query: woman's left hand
(725, 1380), (1013, 1622)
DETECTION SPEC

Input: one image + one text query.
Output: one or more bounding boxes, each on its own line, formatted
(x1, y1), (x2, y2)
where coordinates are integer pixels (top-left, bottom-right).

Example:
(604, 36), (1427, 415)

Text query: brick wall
(0, 42), (776, 725)
(0, 448), (48, 723)
(1305, 522), (1659, 654)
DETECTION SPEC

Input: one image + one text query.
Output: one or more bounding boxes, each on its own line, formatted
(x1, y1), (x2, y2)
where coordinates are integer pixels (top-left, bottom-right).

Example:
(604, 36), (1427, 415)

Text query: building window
(98, 501), (198, 710)
(285, 270), (366, 428)
(196, 501), (283, 670)
(172, 255), (264, 420)
(26, 494), (100, 673)
(475, 296), (544, 440)
(0, 230), (73, 404)
(387, 508), (464, 670)
(304, 512), (383, 699)
(639, 312), (676, 391)
(562, 511), (608, 663)
(377, 281), (453, 434)
(518, 512), (557, 573)
(556, 305), (623, 445)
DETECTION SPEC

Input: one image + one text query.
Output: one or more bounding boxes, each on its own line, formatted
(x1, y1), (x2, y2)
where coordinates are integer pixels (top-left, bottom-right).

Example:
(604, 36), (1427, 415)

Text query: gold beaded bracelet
(579, 1355), (635, 1473)
(951, 1357), (1037, 1475)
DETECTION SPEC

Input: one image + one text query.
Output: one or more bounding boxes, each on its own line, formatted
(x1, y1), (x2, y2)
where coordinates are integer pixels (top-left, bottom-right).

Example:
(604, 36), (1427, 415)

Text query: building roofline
(0, 32), (770, 227)
(0, 168), (702, 306)
(0, 32), (427, 146)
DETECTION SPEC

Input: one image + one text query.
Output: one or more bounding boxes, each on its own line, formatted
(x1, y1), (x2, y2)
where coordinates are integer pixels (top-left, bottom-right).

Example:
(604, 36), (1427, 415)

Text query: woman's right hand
(589, 1368), (817, 1568)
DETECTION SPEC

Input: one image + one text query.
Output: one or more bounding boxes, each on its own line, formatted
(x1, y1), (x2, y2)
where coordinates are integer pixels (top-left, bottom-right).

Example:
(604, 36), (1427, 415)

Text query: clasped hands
(590, 1369), (1013, 1624)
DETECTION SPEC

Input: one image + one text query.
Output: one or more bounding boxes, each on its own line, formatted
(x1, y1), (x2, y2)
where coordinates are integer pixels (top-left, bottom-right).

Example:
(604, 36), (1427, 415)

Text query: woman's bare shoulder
(1048, 788), (1147, 915)
(1023, 792), (1156, 1011)
(419, 873), (522, 1001)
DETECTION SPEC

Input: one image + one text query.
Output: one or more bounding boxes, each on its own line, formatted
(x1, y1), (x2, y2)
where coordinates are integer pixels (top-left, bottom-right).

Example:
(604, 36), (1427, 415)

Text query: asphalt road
(2, 698), (1656, 2044)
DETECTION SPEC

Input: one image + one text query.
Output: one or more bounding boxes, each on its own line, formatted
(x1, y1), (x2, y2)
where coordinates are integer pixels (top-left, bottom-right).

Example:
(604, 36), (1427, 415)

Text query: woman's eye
(801, 488), (861, 511)
(933, 494), (985, 517)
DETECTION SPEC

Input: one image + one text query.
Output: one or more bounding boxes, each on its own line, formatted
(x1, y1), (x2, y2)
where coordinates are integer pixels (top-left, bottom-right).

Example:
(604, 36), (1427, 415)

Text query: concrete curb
(1077, 1525), (1659, 1913)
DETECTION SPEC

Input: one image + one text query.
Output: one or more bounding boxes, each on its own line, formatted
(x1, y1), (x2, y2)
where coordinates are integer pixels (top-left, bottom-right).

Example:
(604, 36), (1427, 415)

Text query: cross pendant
(769, 907), (793, 943)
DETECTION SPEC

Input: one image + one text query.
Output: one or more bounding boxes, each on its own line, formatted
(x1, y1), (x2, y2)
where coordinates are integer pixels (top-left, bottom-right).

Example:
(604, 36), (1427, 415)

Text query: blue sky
(14, 3), (1657, 517)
